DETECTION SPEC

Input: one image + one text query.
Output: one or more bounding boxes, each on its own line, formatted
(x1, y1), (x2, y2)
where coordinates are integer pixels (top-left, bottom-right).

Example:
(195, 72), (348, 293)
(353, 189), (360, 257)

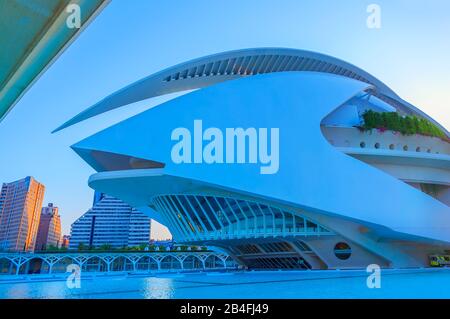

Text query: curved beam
(53, 47), (447, 135)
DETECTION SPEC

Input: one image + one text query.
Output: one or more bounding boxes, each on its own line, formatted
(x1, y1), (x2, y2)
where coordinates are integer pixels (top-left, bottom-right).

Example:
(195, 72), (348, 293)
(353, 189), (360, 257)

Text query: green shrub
(361, 110), (447, 141)
(97, 243), (112, 251)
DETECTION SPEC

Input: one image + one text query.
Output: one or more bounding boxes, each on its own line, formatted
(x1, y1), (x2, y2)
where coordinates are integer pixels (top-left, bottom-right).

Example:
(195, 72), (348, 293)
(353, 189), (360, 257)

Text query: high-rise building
(61, 235), (70, 248)
(35, 203), (62, 251)
(69, 193), (151, 250)
(0, 176), (45, 252)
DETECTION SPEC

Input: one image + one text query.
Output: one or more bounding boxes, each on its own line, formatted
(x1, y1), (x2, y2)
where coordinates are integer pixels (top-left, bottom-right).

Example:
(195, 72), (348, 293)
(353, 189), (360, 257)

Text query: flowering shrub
(361, 110), (448, 142)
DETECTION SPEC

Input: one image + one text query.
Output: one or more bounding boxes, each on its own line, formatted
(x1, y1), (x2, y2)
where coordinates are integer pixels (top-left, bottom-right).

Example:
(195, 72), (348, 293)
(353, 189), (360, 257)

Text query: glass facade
(151, 194), (333, 242)
(69, 194), (151, 249)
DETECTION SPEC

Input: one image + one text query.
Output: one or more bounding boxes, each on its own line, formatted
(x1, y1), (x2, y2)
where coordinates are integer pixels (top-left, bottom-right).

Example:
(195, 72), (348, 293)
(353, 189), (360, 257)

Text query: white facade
(59, 48), (449, 269)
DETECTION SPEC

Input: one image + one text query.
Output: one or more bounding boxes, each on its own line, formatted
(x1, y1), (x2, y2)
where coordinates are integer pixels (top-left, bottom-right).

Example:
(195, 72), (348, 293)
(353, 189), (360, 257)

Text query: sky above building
(0, 0), (449, 238)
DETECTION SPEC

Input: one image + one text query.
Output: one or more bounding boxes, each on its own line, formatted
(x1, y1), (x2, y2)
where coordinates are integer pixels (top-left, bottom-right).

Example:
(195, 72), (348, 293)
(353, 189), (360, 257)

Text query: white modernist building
(57, 48), (450, 269)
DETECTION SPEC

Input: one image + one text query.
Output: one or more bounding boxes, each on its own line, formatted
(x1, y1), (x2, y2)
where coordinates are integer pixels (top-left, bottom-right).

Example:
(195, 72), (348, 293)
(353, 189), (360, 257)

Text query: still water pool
(1, 269), (450, 299)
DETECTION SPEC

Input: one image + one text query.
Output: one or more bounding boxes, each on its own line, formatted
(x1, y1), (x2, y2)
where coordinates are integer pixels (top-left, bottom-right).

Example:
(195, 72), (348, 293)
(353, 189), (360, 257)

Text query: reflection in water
(143, 278), (175, 299)
(1, 270), (450, 299)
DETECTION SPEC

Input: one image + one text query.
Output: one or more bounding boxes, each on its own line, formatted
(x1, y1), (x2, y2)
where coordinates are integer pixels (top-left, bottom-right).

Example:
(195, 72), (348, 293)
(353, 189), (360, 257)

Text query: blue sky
(0, 0), (449, 238)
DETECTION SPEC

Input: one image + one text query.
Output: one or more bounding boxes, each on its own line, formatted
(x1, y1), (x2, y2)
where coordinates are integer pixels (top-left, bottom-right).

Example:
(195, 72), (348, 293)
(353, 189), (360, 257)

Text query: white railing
(322, 126), (449, 155)
(0, 251), (237, 276)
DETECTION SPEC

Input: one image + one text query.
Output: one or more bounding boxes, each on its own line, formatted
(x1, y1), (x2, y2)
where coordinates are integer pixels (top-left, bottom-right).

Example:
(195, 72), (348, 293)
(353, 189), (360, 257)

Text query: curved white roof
(54, 47), (448, 136)
(0, 0), (109, 122)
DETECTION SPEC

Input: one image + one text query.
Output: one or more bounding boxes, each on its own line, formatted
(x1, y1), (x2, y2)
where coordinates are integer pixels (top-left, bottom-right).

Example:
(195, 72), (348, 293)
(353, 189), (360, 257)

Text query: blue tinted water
(1, 269), (450, 299)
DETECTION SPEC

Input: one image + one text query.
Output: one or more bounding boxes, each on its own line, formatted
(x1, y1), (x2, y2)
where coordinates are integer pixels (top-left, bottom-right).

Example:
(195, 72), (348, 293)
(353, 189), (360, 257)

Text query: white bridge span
(0, 252), (237, 275)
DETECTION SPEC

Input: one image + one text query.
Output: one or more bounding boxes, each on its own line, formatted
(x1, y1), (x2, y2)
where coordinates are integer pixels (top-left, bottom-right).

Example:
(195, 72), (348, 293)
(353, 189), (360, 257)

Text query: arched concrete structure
(59, 48), (449, 270)
(54, 48), (448, 136)
(0, 252), (234, 275)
